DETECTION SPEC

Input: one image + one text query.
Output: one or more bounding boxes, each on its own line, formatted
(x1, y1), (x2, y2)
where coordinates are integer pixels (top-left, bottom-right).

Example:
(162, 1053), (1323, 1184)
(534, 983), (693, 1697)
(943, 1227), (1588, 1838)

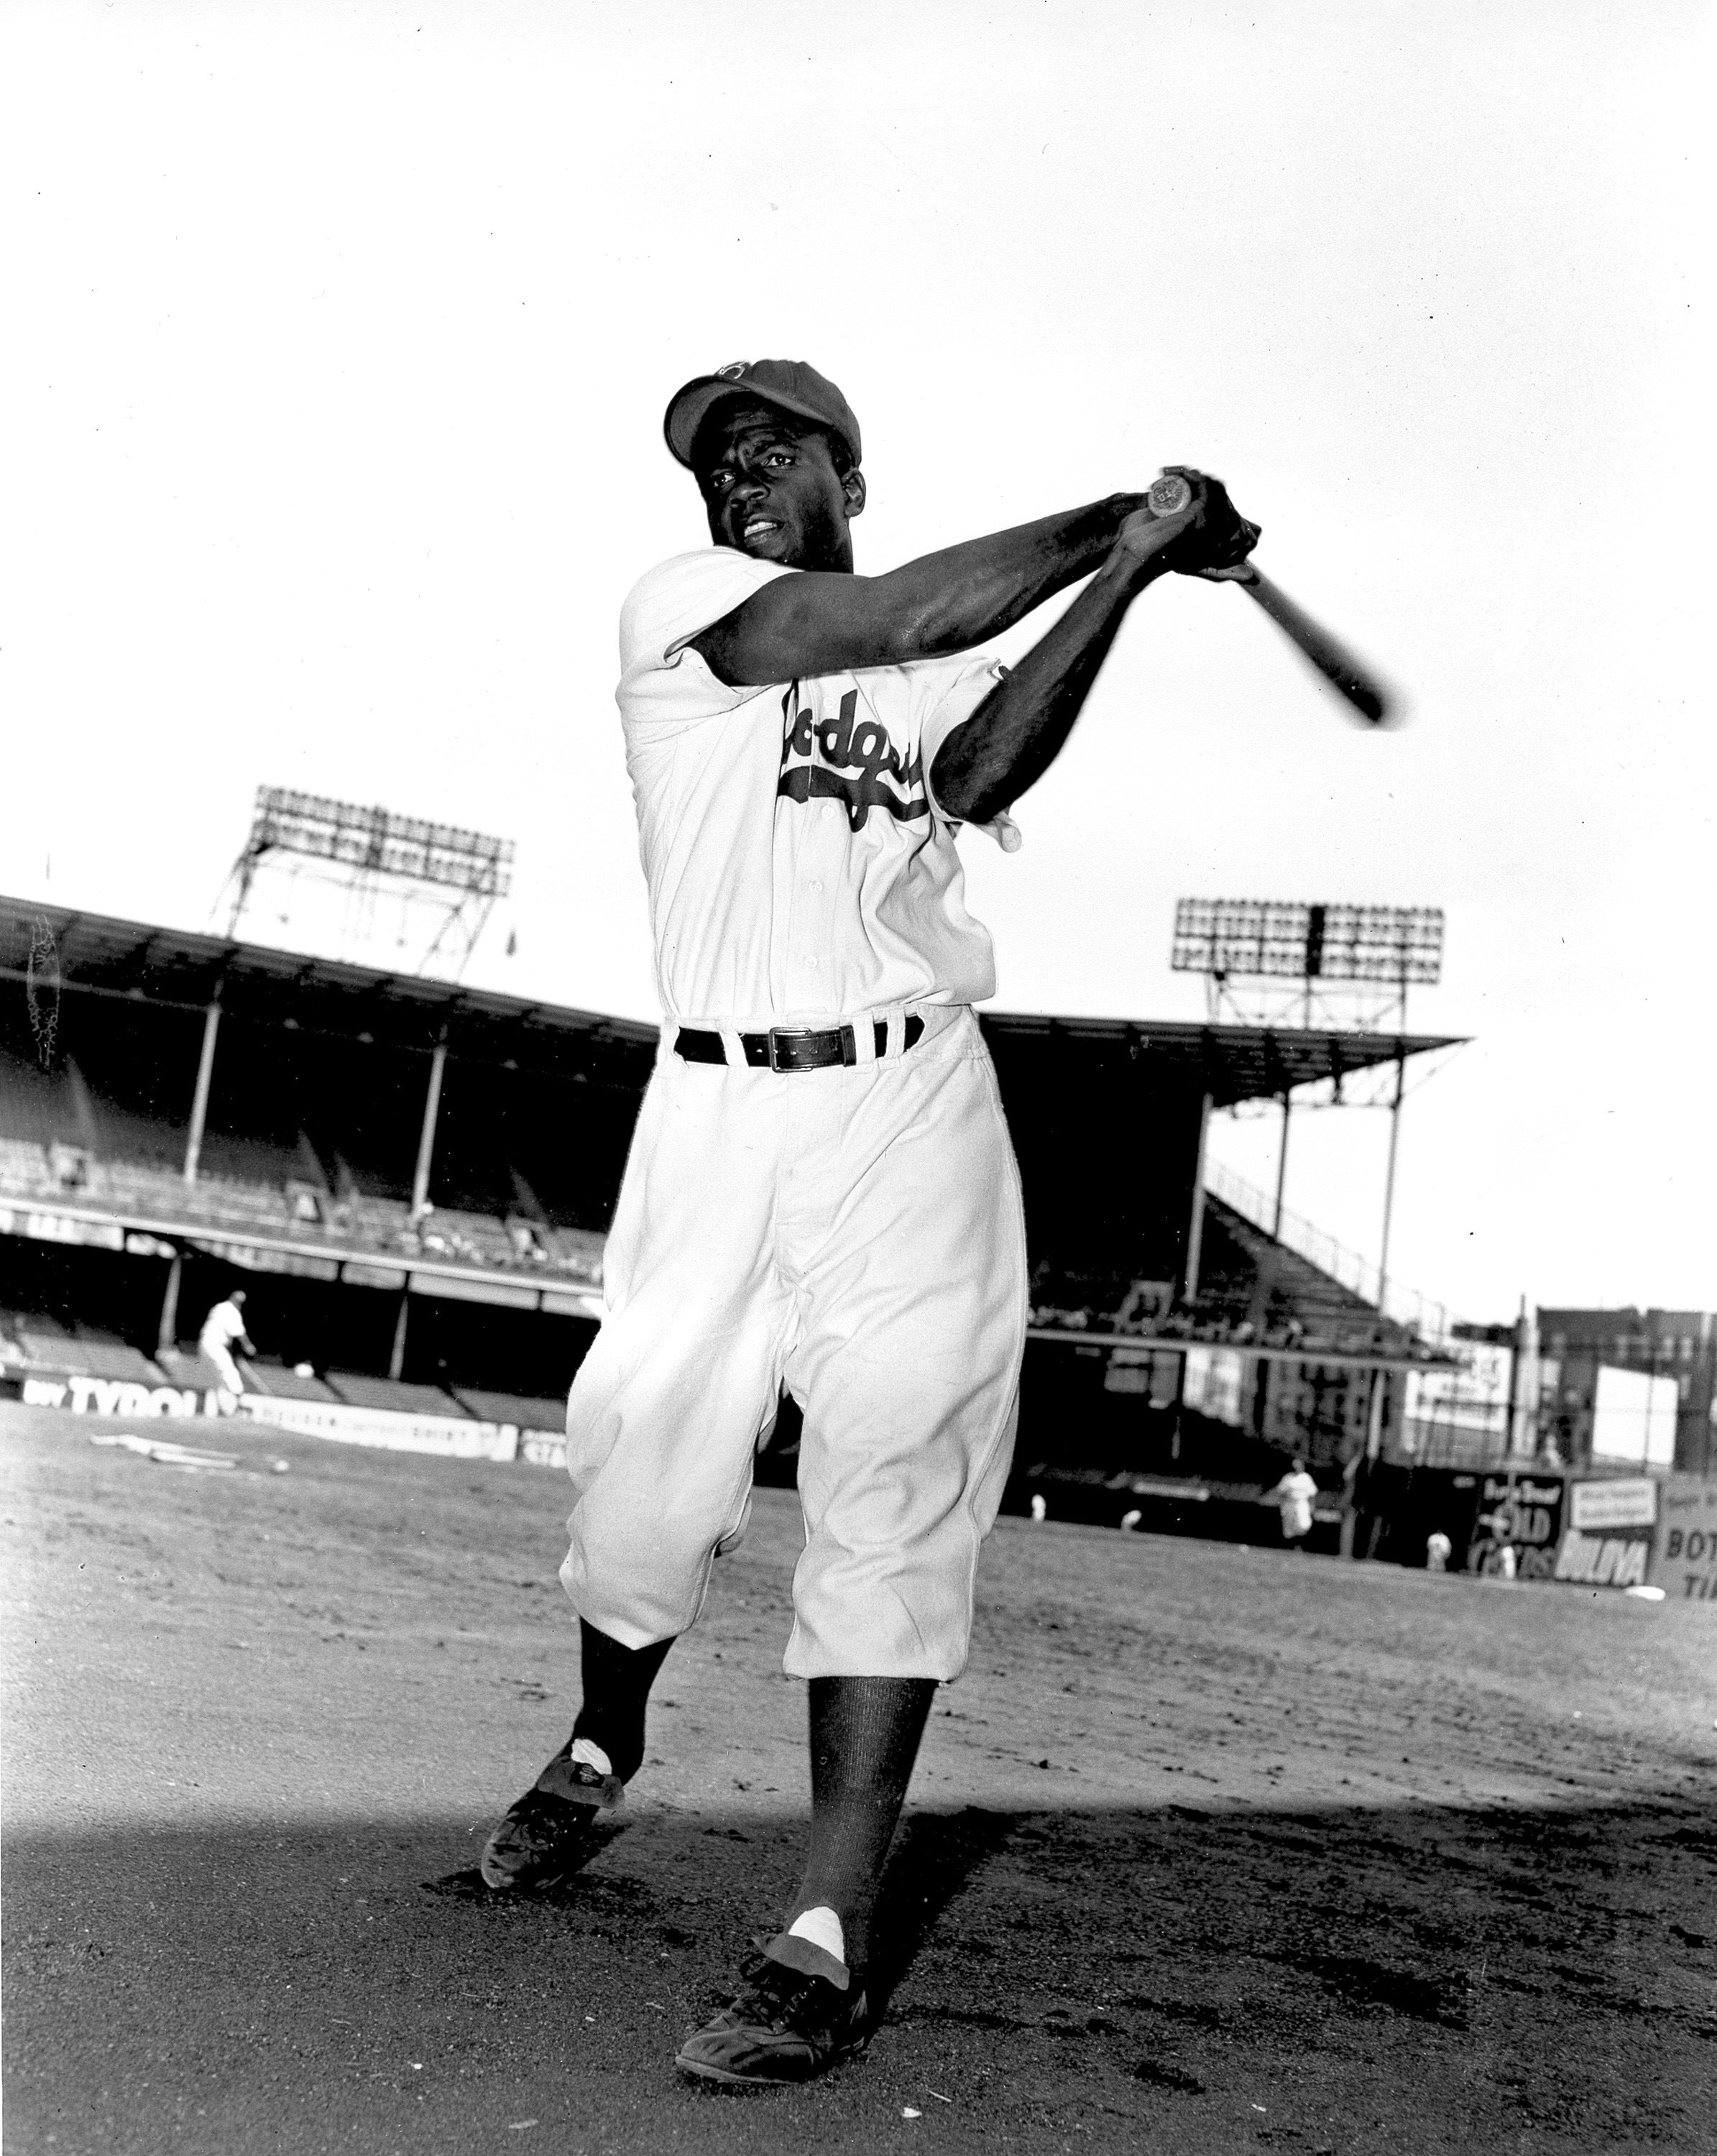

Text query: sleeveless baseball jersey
(617, 548), (1020, 1028)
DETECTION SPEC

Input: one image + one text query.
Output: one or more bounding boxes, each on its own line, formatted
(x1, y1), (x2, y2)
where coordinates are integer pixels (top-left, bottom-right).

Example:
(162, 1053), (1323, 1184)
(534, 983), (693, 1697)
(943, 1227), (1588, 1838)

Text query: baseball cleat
(676, 1934), (870, 2086)
(479, 1744), (622, 1893)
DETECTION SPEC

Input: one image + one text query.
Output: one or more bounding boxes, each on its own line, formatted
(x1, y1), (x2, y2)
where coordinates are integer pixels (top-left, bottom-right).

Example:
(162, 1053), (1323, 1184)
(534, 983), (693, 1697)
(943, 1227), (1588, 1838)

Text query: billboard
(1182, 1345), (1246, 1427)
(1591, 1365), (1679, 1468)
(1655, 1476), (1717, 1604)
(1465, 1472), (1565, 1580)
(1552, 1478), (1658, 1589)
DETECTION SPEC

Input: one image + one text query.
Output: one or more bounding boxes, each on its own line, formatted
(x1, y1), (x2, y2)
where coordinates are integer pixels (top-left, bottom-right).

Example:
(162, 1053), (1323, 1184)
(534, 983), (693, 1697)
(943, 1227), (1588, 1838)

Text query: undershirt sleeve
(918, 656), (1023, 853)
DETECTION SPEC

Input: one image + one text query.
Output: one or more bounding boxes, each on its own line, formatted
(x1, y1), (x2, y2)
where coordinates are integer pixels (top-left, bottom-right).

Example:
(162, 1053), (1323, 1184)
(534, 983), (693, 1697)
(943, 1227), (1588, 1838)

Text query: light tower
(217, 786), (515, 980)
(1171, 897), (1445, 1309)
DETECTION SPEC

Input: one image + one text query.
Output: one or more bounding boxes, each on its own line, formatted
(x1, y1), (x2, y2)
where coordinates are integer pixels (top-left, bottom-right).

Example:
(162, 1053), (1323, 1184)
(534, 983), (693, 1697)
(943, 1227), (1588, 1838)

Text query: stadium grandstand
(1, 896), (1468, 1537)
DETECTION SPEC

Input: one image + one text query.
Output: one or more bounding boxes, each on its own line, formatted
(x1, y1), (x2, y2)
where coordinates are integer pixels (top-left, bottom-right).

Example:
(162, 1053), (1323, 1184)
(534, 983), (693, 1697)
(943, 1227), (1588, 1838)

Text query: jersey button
(807, 880), (823, 893)
(804, 956), (819, 969)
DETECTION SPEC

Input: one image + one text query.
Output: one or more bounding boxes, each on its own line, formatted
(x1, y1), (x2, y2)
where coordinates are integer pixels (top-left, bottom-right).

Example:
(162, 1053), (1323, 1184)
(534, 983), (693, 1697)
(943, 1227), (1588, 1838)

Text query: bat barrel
(1236, 568), (1394, 726)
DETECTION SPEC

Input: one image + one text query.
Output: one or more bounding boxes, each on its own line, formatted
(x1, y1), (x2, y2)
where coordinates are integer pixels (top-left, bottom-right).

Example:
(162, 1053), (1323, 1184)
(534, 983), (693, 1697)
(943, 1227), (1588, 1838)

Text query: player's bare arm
(695, 497), (1151, 688)
(686, 403), (1155, 688)
(931, 470), (1260, 824)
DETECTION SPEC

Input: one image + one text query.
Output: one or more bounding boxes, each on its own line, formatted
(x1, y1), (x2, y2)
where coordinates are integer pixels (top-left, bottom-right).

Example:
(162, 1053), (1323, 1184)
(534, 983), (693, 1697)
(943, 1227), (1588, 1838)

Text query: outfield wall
(9, 1372), (1711, 1599)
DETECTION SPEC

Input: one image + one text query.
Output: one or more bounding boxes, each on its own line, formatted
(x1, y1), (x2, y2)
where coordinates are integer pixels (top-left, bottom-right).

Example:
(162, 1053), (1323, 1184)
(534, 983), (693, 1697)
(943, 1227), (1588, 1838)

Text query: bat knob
(1146, 473), (1193, 517)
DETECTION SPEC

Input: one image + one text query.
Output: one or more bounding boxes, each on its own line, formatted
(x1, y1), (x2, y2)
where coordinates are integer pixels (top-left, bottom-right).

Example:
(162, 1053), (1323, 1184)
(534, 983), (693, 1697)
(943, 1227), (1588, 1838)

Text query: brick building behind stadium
(1538, 1307), (1716, 1479)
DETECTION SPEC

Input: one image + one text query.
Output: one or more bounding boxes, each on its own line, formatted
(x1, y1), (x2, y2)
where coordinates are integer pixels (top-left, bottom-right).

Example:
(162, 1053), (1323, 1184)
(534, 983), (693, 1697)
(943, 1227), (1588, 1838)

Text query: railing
(1204, 1158), (1457, 1347)
(0, 1144), (602, 1285)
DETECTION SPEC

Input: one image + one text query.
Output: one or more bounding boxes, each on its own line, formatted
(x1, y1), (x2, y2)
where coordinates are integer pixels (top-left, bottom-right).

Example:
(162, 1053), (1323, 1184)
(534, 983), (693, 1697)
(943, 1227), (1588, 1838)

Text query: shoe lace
(729, 1952), (830, 2035)
(507, 1787), (591, 1843)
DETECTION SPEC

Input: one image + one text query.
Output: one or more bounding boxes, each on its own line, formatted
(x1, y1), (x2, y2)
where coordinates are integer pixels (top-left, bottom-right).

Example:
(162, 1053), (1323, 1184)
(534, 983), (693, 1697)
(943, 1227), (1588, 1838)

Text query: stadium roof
(977, 1010), (1462, 1108)
(1, 896), (658, 1081)
(1, 897), (1461, 1104)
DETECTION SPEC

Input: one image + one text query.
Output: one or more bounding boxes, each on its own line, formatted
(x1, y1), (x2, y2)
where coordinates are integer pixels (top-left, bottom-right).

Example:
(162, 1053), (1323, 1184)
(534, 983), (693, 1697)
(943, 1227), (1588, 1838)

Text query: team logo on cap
(714, 361), (749, 379)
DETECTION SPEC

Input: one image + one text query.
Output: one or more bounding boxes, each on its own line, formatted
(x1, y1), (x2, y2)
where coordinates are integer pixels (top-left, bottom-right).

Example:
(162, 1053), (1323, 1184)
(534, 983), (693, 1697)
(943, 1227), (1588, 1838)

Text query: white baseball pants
(558, 1004), (1027, 1681)
(201, 1342), (244, 1395)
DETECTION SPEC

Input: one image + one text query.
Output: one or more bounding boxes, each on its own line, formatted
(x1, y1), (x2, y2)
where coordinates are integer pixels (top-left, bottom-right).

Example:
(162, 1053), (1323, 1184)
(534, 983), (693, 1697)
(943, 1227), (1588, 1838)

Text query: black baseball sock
(569, 1618), (676, 1785)
(788, 1674), (936, 1973)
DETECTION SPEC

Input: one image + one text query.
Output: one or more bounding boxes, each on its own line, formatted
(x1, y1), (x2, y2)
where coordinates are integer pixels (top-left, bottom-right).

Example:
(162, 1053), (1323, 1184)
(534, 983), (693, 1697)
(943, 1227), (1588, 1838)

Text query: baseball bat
(1145, 473), (1396, 726)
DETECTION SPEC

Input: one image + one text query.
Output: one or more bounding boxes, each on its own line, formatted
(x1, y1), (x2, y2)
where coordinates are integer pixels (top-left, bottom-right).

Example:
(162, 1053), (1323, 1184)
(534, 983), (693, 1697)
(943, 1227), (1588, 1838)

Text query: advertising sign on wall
(1103, 1344), (1154, 1396)
(21, 1374), (219, 1419)
(1655, 1476), (1717, 1604)
(236, 1393), (520, 1462)
(1465, 1472), (1565, 1579)
(0, 1204), (127, 1252)
(1182, 1346), (1246, 1427)
(1553, 1477), (1658, 1588)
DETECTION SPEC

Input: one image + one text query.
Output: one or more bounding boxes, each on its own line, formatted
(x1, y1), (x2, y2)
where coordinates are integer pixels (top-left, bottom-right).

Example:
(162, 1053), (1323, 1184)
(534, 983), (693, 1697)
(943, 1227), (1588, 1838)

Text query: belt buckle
(768, 1027), (805, 1074)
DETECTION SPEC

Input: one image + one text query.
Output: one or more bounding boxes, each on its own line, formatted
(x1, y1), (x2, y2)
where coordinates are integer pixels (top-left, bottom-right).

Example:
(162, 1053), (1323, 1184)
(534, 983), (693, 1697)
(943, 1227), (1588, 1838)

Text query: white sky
(3, 0), (1711, 1323)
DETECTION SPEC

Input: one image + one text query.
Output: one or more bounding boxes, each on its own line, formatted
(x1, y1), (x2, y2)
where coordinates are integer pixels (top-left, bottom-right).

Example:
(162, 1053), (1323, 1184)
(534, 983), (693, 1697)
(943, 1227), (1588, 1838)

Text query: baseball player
(1263, 1455), (1320, 1550)
(481, 360), (1258, 2086)
(197, 1289), (254, 1396)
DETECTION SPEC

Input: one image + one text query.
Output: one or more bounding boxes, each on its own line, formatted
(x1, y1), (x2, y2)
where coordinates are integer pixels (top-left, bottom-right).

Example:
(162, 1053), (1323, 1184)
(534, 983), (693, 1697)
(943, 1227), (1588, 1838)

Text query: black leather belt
(675, 1015), (925, 1073)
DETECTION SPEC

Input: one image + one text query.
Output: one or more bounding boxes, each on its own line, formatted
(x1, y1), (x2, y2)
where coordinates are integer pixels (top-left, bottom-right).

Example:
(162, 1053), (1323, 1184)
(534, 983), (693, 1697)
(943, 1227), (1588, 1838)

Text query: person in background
(1263, 1456), (1320, 1552)
(1424, 1529), (1453, 1573)
(198, 1289), (255, 1396)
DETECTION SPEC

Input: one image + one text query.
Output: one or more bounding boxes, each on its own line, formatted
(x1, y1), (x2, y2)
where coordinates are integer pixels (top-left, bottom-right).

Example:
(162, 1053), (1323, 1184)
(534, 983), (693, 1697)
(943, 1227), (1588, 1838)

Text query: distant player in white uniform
(481, 360), (1258, 2085)
(197, 1289), (254, 1396)
(1264, 1457), (1320, 1550)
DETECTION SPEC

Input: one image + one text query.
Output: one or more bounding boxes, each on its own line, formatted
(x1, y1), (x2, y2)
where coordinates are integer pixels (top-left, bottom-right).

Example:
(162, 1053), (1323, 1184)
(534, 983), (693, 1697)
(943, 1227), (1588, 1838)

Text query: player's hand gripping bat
(1146, 471), (1396, 726)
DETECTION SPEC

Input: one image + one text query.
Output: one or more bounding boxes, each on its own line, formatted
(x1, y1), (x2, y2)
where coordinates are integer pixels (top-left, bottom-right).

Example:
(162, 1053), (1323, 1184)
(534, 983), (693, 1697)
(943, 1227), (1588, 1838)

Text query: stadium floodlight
(1171, 899), (1443, 987)
(221, 788), (517, 977)
(1174, 898), (1448, 1324)
(243, 788), (514, 899)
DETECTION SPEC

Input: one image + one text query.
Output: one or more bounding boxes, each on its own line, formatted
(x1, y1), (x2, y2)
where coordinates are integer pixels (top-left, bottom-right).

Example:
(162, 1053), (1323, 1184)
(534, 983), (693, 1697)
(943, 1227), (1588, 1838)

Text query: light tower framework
(1171, 898), (1446, 1311)
(219, 788), (515, 980)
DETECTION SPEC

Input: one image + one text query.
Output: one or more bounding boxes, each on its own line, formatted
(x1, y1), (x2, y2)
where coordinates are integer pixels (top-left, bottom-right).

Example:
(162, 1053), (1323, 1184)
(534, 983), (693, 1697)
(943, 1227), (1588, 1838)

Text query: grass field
(4, 1401), (1714, 2155)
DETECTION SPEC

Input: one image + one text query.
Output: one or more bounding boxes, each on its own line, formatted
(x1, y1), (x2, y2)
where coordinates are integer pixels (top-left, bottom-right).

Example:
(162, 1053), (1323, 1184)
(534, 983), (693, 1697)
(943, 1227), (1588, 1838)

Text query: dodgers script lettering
(779, 685), (929, 833)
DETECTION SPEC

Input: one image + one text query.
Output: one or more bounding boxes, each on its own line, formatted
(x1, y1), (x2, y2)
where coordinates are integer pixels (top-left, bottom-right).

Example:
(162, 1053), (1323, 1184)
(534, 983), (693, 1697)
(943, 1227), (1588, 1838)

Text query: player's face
(695, 406), (865, 572)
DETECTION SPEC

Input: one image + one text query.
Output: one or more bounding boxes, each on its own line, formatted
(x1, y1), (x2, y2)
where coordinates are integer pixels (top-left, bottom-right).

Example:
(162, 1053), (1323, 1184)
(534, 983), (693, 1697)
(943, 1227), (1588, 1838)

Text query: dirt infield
(4, 1402), (1713, 2154)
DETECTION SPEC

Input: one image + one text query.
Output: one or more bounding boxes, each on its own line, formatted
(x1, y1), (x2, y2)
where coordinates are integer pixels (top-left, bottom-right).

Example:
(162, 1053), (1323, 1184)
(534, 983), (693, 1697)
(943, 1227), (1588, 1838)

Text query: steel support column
(1376, 980), (1410, 1319)
(1376, 1046), (1407, 1317)
(410, 1040), (448, 1218)
(389, 1288), (410, 1383)
(1183, 1089), (1214, 1303)
(183, 995), (222, 1184)
(157, 1251), (183, 1353)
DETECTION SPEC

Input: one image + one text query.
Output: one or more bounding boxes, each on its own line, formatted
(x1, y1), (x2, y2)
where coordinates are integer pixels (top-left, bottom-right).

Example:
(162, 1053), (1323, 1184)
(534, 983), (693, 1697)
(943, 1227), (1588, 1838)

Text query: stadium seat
(323, 1370), (471, 1419)
(226, 1360), (342, 1404)
(9, 1325), (166, 1386)
(450, 1387), (568, 1432)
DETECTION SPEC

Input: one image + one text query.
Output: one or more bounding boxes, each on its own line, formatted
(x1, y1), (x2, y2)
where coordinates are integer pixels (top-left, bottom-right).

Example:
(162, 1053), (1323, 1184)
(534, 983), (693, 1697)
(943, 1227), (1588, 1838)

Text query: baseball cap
(663, 359), (862, 472)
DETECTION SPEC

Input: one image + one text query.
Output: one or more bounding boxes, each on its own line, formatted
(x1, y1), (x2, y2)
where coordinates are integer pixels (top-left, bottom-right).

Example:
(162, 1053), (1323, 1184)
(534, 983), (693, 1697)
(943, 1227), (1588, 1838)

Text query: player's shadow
(418, 1800), (1018, 2015)
(5, 1798), (1708, 2152)
(868, 1805), (1022, 2008)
